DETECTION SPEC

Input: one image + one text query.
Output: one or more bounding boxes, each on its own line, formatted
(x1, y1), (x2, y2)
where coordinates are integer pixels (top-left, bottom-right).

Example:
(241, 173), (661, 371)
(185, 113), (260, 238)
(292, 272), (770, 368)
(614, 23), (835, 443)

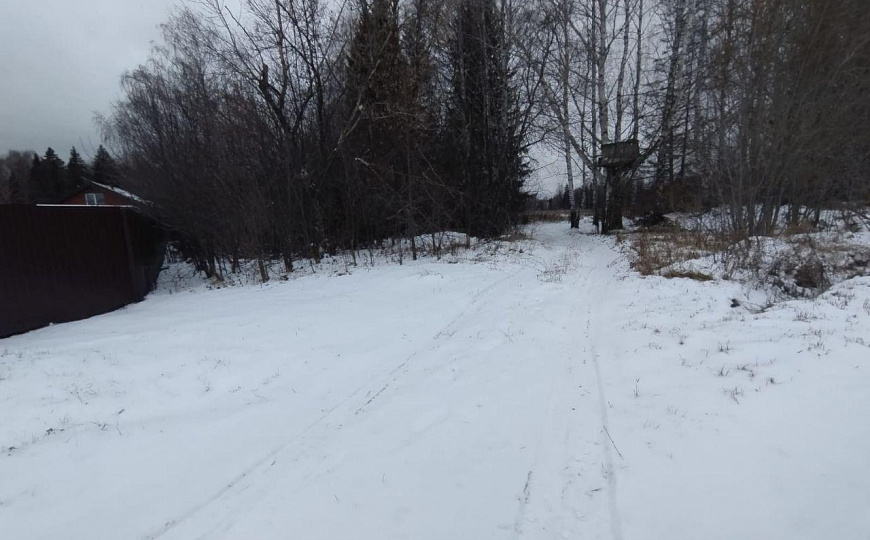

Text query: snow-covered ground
(2, 221), (869, 539)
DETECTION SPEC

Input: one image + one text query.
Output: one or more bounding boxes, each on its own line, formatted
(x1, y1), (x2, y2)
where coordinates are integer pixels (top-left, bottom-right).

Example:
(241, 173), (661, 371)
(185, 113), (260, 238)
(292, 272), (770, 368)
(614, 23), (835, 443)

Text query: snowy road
(2, 222), (869, 539)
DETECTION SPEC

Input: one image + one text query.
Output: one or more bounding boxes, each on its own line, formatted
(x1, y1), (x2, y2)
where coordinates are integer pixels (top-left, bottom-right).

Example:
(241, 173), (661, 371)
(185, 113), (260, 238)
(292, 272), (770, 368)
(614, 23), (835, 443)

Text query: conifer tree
(345, 0), (410, 238)
(8, 172), (23, 204)
(67, 147), (88, 190)
(92, 145), (119, 186)
(445, 0), (528, 237)
(43, 147), (66, 201)
(28, 149), (68, 203)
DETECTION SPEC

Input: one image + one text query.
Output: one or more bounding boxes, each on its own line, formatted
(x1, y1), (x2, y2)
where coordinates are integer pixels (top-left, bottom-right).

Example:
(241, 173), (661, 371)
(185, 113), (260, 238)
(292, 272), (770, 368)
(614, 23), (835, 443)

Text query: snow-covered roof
(89, 181), (148, 204)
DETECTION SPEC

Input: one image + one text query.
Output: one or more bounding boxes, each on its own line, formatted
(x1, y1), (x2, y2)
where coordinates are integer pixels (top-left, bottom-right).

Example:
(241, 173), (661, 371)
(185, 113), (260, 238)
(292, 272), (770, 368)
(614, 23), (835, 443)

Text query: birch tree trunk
(561, 0), (579, 227)
(631, 0), (643, 140)
(614, 0), (632, 138)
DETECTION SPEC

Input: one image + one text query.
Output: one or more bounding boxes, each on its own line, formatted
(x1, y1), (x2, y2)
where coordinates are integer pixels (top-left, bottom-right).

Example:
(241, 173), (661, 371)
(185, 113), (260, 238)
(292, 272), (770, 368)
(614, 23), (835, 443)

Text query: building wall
(60, 185), (132, 206)
(0, 205), (164, 338)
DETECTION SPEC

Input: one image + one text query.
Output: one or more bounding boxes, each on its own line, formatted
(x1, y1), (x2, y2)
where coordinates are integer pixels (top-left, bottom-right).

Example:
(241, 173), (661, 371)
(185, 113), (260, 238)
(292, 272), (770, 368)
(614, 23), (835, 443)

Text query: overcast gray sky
(0, 0), (179, 159)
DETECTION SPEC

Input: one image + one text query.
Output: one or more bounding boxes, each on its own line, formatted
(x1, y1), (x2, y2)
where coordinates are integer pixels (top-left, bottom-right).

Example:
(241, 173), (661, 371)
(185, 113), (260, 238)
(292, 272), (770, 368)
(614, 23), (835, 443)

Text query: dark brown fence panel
(0, 205), (164, 338)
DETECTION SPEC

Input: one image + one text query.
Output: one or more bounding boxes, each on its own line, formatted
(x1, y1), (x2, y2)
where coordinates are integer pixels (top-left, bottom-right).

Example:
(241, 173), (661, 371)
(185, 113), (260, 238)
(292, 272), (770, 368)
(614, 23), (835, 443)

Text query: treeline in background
(97, 0), (535, 279)
(0, 146), (119, 205)
(4, 0), (865, 279)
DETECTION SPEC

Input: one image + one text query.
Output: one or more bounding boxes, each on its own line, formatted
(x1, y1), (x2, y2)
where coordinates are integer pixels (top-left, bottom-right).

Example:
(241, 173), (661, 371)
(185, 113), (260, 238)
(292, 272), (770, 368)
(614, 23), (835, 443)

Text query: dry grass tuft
(623, 228), (738, 277)
(660, 269), (715, 281)
(781, 221), (814, 236)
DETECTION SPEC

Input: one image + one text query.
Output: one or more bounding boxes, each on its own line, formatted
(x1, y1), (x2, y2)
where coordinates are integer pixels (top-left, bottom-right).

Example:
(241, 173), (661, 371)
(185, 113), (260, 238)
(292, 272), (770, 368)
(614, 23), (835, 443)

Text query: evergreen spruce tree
(8, 172), (23, 204)
(42, 147), (63, 169)
(445, 0), (528, 237)
(29, 154), (41, 180)
(92, 145), (118, 186)
(29, 153), (52, 203)
(40, 147), (66, 202)
(67, 147), (88, 191)
(345, 0), (410, 239)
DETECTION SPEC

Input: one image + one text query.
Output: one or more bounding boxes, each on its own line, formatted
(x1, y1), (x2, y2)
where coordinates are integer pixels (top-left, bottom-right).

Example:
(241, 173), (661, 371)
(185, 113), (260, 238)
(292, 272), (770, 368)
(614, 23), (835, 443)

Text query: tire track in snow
(353, 267), (524, 416)
(585, 237), (626, 540)
(353, 353), (415, 415)
(513, 232), (626, 540)
(511, 231), (592, 538)
(140, 375), (376, 540)
(591, 346), (625, 540)
(433, 267), (523, 340)
(147, 232), (624, 540)
(511, 358), (573, 539)
(143, 266), (524, 540)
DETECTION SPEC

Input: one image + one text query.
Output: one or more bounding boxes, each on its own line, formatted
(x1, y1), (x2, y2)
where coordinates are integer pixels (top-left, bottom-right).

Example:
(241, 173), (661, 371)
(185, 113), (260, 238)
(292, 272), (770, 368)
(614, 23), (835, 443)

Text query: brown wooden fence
(0, 205), (164, 338)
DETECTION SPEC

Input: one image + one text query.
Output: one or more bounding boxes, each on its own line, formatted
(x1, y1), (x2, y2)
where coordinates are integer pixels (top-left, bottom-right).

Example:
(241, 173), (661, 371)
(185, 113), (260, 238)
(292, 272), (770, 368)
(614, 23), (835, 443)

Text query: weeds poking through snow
(794, 310), (813, 322)
(116, 409), (125, 436)
(808, 339), (829, 354)
(717, 365), (730, 377)
(737, 364), (756, 380)
(725, 386), (744, 404)
(537, 252), (575, 283)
